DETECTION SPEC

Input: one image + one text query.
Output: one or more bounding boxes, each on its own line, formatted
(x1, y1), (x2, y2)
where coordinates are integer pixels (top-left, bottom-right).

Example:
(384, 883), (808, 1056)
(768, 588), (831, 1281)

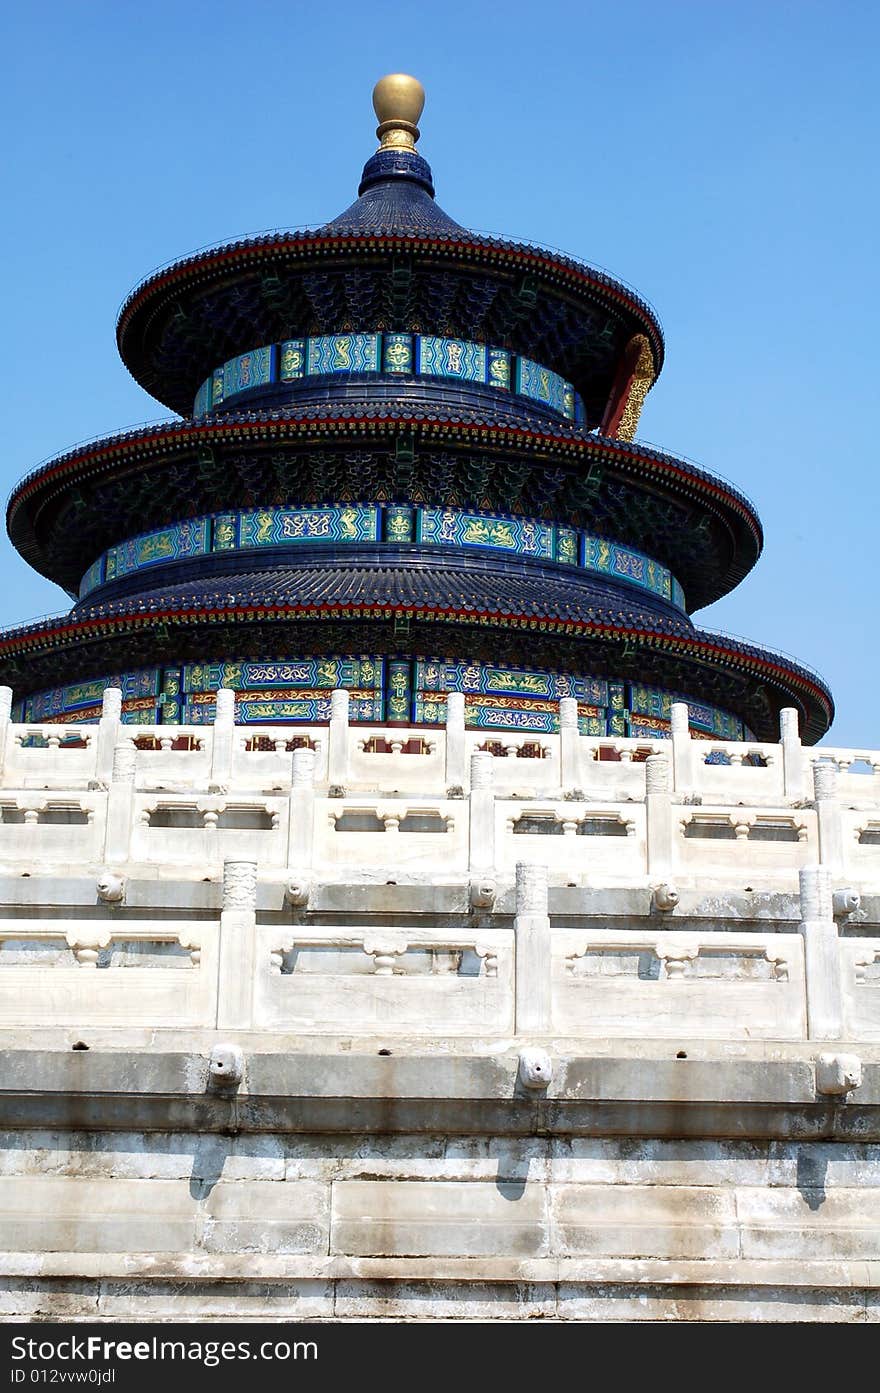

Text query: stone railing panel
(576, 741), (663, 801)
(349, 729), (445, 794)
(842, 937), (880, 1038)
(127, 728), (212, 787)
(231, 728), (327, 791)
(129, 795), (287, 868)
(315, 798), (467, 871)
(691, 743), (784, 803)
(0, 796), (105, 867)
(0, 919), (217, 1028)
(496, 800), (646, 879)
(842, 811), (880, 884)
(4, 725), (98, 790)
(554, 928), (805, 1039)
(463, 733), (561, 796)
(675, 807), (817, 884)
(254, 925), (512, 1034)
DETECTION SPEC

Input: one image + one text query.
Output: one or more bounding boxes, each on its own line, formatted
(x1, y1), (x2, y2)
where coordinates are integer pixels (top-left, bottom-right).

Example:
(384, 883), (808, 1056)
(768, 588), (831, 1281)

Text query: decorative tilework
(159, 667), (182, 725)
(628, 715), (672, 738)
(552, 673), (610, 703)
(307, 334), (380, 375)
(515, 356), (574, 419)
(182, 658), (384, 695)
(487, 348), (511, 390)
(685, 699), (722, 734)
(186, 692), (382, 725)
(416, 509), (554, 560)
(628, 686), (745, 741)
(577, 707), (607, 736)
(411, 693), (607, 735)
(78, 556), (104, 599)
(238, 505), (379, 549)
(211, 514), (239, 551)
(104, 518), (210, 582)
(122, 705), (161, 726)
(17, 656), (748, 740)
(223, 347), (275, 402)
(20, 669), (161, 722)
(628, 683), (672, 722)
(20, 698), (163, 727)
(465, 699), (558, 734)
(78, 500), (686, 612)
(555, 527), (578, 566)
(414, 659), (607, 706)
(581, 535), (674, 606)
(383, 334), (413, 373)
(385, 506), (414, 542)
(387, 660), (411, 723)
(192, 333), (585, 424)
(193, 377), (213, 419)
(416, 336), (487, 384)
(410, 693), (445, 726)
(279, 339), (306, 381)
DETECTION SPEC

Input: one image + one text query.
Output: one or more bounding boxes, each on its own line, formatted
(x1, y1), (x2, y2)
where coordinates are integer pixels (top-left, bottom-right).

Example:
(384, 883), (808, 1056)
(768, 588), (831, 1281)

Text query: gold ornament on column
(616, 335), (656, 442)
(373, 73), (426, 152)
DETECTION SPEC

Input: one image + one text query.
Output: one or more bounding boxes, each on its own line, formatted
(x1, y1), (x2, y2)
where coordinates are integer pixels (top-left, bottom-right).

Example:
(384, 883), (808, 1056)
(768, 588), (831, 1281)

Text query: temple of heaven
(1, 76), (832, 743)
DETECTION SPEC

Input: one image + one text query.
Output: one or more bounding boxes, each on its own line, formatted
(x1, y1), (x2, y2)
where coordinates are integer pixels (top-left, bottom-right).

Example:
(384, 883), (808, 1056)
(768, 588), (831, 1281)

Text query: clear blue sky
(1, 1), (877, 745)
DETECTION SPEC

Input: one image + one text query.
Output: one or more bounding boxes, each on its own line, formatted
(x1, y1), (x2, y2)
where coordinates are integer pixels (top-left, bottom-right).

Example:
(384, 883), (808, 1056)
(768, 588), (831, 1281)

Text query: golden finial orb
(372, 73), (425, 152)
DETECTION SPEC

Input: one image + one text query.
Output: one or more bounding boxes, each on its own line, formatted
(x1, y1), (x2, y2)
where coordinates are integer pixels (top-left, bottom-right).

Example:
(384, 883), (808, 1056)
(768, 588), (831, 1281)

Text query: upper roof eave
(115, 226), (666, 405)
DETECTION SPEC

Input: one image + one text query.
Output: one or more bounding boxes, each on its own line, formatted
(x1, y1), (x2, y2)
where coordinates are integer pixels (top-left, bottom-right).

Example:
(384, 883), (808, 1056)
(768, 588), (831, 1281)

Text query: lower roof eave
(0, 600), (833, 743)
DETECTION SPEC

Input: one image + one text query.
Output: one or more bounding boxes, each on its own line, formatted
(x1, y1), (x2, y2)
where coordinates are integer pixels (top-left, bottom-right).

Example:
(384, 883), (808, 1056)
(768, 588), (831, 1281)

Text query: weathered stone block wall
(2, 1129), (880, 1321)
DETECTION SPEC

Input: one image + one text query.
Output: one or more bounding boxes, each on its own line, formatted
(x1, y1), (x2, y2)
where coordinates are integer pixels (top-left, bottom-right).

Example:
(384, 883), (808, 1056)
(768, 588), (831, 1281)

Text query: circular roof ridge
(115, 225), (664, 369)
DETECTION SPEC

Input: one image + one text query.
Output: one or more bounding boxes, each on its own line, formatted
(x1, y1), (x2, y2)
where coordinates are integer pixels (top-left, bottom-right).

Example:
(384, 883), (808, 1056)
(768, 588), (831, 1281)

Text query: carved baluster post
(95, 687), (122, 787)
(780, 707), (805, 802)
(66, 928), (111, 968)
(799, 864), (843, 1040)
(645, 753), (672, 878)
(103, 741), (136, 864)
(514, 861), (552, 1034)
(287, 746), (316, 873)
(814, 760), (843, 875)
(217, 859), (258, 1031)
(657, 938), (698, 978)
(559, 696), (581, 794)
(327, 688), (350, 792)
(209, 688), (235, 791)
(670, 702), (694, 795)
(0, 686), (12, 785)
(445, 691), (466, 792)
(469, 751), (495, 874)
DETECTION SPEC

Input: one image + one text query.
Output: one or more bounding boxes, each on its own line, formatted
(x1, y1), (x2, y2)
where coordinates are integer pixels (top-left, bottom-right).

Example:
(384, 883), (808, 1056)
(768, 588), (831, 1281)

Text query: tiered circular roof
(0, 74), (834, 742)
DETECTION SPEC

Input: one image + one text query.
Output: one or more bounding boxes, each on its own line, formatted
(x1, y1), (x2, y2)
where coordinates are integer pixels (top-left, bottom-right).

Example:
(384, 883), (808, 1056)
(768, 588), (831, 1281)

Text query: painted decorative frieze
(192, 333), (584, 423)
(14, 657), (748, 740)
(416, 509), (554, 559)
(79, 504), (683, 611)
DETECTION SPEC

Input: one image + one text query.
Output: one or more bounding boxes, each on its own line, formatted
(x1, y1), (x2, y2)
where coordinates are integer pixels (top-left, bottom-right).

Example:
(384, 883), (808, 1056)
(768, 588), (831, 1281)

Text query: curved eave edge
(7, 416), (762, 572)
(0, 604), (833, 738)
(115, 232), (665, 373)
